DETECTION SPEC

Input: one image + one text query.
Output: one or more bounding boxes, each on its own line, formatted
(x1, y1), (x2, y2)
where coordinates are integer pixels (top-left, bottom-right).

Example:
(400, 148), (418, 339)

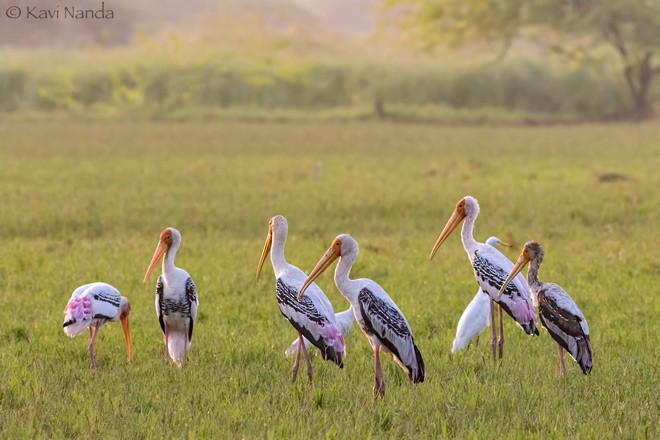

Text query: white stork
(285, 306), (355, 358)
(143, 227), (198, 368)
(499, 241), (593, 376)
(298, 234), (425, 398)
(430, 196), (538, 362)
(452, 236), (512, 354)
(62, 282), (132, 369)
(256, 215), (346, 383)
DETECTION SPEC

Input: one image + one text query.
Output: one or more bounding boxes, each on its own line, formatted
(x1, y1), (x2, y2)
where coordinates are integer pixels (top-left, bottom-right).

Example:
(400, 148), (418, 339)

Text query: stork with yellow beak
(144, 227), (198, 368)
(430, 196), (538, 362)
(499, 241), (592, 376)
(298, 234), (425, 398)
(256, 215), (346, 383)
(62, 282), (131, 369)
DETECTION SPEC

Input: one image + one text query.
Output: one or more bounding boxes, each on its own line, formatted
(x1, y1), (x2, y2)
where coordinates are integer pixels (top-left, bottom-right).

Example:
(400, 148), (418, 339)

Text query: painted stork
(285, 306), (355, 358)
(256, 215), (346, 383)
(499, 241), (593, 376)
(430, 196), (538, 362)
(143, 227), (198, 368)
(452, 236), (511, 354)
(298, 234), (425, 398)
(62, 282), (131, 369)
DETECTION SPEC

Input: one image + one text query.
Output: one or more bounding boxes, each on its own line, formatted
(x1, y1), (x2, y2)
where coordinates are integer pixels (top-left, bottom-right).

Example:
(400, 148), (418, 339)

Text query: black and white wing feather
(538, 283), (593, 374)
(472, 247), (538, 335)
(185, 277), (198, 341)
(155, 276), (166, 334)
(358, 286), (425, 383)
(63, 282), (122, 337)
(276, 278), (345, 367)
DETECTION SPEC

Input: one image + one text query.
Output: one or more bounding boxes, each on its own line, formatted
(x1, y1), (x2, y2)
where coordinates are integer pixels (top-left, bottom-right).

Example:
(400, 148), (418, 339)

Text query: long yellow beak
(297, 242), (341, 301)
(498, 253), (530, 299)
(120, 314), (132, 362)
(430, 209), (465, 259)
(256, 224), (273, 282)
(499, 241), (513, 248)
(143, 241), (168, 285)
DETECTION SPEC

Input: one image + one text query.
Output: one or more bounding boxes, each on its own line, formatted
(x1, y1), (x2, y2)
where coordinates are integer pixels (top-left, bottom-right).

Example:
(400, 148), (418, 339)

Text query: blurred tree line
(384, 0), (660, 118)
(0, 0), (657, 121)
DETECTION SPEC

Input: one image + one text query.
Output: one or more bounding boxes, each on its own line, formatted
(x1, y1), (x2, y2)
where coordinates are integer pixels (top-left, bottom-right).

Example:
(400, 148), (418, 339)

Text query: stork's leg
(373, 346), (385, 399)
(163, 327), (170, 365)
(558, 343), (566, 377)
(498, 304), (504, 360)
(490, 300), (497, 363)
(299, 334), (313, 383)
(291, 333), (303, 383)
(183, 325), (189, 368)
(88, 322), (101, 369)
(89, 327), (93, 338)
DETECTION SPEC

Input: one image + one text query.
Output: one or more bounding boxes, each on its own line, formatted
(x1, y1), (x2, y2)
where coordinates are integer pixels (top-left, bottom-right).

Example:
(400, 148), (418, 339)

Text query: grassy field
(0, 120), (658, 438)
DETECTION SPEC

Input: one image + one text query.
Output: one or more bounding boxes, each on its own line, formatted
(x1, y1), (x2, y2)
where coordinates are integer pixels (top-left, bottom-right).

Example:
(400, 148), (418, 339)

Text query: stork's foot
(372, 377), (385, 399)
(297, 333), (313, 383)
(291, 352), (301, 384)
(89, 347), (97, 369)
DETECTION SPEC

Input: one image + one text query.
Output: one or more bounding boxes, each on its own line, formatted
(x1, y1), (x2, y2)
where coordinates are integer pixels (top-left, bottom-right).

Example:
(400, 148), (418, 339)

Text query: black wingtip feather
(412, 344), (425, 383)
(320, 345), (344, 369)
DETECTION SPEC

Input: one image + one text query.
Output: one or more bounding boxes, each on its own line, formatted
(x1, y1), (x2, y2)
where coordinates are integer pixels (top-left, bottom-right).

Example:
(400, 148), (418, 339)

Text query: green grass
(0, 120), (658, 438)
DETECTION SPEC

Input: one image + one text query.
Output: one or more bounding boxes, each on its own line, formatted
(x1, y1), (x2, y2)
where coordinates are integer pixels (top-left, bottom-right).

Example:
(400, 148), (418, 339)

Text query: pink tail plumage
(63, 296), (93, 337)
(497, 295), (539, 335)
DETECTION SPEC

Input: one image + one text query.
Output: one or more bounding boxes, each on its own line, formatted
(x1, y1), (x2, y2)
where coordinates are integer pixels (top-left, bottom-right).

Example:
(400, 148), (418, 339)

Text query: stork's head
(486, 236), (512, 248)
(119, 297), (132, 362)
(335, 233), (359, 258)
(430, 196), (479, 259)
(256, 215), (288, 282)
(143, 227), (181, 285)
(297, 233), (358, 300)
(497, 241), (544, 299)
(521, 241), (544, 264)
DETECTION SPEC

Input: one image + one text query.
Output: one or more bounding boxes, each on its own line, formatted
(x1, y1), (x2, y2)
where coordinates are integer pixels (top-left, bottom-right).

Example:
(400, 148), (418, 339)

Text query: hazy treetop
(0, 0), (378, 48)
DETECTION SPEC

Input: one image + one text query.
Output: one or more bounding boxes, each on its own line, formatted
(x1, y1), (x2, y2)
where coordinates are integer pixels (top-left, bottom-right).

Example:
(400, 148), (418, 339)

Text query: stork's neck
(270, 230), (288, 273)
(334, 252), (358, 302)
(526, 257), (543, 291)
(162, 241), (180, 276)
(461, 210), (479, 252)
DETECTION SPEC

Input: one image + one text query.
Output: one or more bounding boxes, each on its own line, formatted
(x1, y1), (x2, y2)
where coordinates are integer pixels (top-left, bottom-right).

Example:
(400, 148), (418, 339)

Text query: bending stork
(144, 227), (198, 368)
(499, 241), (593, 376)
(256, 215), (345, 383)
(452, 236), (511, 354)
(62, 282), (131, 369)
(430, 196), (538, 362)
(298, 234), (425, 398)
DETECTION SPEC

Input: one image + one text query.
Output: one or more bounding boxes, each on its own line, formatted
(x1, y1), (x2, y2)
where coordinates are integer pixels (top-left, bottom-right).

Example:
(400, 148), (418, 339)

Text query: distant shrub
(0, 52), (646, 120)
(0, 69), (28, 111)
